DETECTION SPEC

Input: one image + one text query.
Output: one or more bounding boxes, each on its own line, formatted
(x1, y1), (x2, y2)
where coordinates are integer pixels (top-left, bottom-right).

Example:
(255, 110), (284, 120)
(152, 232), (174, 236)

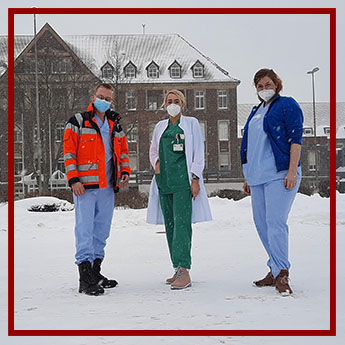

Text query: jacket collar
(162, 114), (186, 129)
(86, 102), (118, 122)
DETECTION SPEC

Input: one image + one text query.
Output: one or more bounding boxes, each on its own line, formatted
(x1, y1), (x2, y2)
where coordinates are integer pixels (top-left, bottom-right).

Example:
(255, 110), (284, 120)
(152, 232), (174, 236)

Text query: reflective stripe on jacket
(63, 103), (131, 192)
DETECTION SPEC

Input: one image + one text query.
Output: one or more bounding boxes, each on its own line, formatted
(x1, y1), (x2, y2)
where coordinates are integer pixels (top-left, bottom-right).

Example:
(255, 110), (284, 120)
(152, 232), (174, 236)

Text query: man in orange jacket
(64, 83), (131, 296)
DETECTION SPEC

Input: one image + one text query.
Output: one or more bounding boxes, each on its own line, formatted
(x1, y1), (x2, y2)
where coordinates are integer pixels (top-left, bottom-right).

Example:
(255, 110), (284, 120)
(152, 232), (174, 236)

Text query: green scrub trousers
(156, 120), (192, 269)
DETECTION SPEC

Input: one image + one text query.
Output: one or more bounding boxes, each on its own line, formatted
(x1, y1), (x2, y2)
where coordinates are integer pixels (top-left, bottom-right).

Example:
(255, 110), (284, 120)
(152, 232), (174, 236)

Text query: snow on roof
(0, 32), (240, 84)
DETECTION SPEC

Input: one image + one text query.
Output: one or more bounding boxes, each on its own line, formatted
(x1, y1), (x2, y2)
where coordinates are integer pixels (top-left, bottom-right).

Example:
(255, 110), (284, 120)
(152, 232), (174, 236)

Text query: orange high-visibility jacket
(63, 104), (131, 192)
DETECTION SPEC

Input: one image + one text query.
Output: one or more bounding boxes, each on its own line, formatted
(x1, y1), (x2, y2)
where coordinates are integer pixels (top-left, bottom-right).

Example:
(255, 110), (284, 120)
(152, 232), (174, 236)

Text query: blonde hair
(162, 89), (186, 108)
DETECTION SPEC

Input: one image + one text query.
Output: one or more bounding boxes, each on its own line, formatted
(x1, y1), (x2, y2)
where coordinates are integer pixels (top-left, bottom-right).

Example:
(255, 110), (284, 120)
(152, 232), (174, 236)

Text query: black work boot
(78, 261), (104, 296)
(93, 258), (118, 289)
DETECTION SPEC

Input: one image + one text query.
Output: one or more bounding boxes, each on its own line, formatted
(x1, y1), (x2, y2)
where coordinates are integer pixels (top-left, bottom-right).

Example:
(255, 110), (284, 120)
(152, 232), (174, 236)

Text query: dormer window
(169, 60), (182, 79)
(324, 127), (330, 135)
(101, 62), (114, 79)
(303, 127), (313, 136)
(124, 61), (137, 78)
(146, 61), (159, 79)
(191, 60), (204, 78)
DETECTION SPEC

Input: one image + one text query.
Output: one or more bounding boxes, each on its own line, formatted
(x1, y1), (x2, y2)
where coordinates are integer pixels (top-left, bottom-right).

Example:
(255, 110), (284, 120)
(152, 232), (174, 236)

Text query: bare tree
(13, 30), (99, 193)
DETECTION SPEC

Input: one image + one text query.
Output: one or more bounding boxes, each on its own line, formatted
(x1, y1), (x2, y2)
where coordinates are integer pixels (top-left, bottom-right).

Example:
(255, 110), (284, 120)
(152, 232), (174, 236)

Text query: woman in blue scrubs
(240, 69), (304, 296)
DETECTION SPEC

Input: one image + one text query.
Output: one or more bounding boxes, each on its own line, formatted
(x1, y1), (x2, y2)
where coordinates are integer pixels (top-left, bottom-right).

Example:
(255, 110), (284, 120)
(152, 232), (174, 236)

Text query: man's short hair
(93, 83), (115, 94)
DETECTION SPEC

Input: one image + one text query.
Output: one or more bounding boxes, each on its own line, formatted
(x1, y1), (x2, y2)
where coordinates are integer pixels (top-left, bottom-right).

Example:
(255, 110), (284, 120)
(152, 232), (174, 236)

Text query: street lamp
(307, 66), (320, 191)
(33, 11), (42, 194)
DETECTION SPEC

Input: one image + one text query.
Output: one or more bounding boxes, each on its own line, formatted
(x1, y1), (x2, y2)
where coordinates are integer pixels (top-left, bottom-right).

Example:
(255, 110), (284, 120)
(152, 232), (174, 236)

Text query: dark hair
(253, 68), (283, 94)
(94, 83), (114, 94)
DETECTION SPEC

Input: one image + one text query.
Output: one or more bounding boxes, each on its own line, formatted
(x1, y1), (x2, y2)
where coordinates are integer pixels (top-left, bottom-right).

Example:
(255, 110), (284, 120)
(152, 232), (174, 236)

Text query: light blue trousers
(250, 177), (301, 278)
(73, 188), (115, 265)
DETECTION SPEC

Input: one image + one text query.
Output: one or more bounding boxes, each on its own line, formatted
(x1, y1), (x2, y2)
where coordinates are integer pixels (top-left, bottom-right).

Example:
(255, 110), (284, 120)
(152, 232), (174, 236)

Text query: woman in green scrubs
(148, 89), (211, 290)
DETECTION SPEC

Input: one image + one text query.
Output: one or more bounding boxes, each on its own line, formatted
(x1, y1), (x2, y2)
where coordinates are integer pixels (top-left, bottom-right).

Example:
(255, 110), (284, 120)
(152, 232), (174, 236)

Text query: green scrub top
(156, 119), (190, 194)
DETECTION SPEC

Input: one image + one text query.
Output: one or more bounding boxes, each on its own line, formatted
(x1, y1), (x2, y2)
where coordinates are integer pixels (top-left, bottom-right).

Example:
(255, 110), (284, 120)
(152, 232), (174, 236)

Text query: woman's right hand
(155, 160), (160, 174)
(243, 180), (251, 195)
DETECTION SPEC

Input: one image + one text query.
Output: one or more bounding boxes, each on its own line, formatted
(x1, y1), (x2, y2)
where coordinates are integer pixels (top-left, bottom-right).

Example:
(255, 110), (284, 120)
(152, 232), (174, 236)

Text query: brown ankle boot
(165, 269), (178, 285)
(170, 267), (191, 290)
(253, 271), (276, 287)
(275, 269), (293, 296)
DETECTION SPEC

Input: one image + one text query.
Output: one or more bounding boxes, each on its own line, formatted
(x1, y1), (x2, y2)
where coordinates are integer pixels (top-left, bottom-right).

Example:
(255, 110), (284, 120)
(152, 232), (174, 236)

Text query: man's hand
(72, 182), (85, 197)
(191, 179), (200, 200)
(121, 174), (129, 188)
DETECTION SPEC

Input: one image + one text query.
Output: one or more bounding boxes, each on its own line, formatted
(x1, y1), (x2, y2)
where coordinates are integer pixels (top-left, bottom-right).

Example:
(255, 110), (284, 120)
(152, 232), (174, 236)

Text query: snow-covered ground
(0, 192), (344, 345)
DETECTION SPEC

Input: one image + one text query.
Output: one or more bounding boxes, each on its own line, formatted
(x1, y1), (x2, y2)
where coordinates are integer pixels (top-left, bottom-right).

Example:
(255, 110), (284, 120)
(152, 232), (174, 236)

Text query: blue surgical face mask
(94, 97), (111, 113)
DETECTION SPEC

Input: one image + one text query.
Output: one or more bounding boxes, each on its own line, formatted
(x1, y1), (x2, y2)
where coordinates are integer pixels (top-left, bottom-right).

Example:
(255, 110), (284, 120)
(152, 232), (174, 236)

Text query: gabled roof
(0, 24), (240, 84)
(0, 23), (95, 78)
(124, 60), (136, 69)
(101, 61), (114, 70)
(168, 60), (182, 69)
(145, 60), (159, 70)
(191, 59), (204, 69)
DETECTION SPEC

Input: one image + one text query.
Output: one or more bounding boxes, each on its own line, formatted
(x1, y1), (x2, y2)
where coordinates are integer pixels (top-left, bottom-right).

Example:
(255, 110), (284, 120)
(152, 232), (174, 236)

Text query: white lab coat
(146, 115), (212, 224)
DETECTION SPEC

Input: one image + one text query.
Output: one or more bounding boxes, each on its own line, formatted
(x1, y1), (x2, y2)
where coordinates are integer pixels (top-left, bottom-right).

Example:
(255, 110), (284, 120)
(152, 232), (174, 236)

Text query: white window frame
(308, 150), (316, 171)
(218, 120), (229, 141)
(102, 64), (114, 79)
(127, 124), (138, 143)
(14, 126), (22, 143)
(324, 127), (330, 135)
(129, 153), (137, 171)
(218, 90), (228, 109)
(170, 63), (181, 78)
(193, 63), (204, 78)
(147, 91), (163, 110)
(195, 91), (205, 110)
(219, 152), (229, 170)
(57, 158), (65, 172)
(125, 64), (136, 78)
(303, 127), (313, 136)
(126, 91), (136, 111)
(147, 65), (159, 79)
(14, 157), (23, 176)
(55, 122), (65, 142)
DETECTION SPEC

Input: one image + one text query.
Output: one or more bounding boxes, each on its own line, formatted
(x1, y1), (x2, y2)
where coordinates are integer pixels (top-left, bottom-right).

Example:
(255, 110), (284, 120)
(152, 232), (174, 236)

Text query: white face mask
(166, 104), (181, 117)
(258, 89), (276, 102)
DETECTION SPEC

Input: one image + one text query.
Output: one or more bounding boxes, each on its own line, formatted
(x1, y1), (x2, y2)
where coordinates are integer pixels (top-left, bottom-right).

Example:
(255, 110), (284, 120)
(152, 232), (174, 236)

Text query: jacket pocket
(78, 136), (96, 160)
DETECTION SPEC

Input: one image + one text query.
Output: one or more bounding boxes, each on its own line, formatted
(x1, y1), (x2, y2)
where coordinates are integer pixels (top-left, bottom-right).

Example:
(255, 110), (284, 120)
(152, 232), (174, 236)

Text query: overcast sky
(1, 0), (344, 104)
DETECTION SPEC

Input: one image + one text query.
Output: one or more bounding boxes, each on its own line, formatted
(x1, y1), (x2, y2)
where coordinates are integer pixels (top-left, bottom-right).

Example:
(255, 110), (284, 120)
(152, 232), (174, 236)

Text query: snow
(1, 192), (344, 345)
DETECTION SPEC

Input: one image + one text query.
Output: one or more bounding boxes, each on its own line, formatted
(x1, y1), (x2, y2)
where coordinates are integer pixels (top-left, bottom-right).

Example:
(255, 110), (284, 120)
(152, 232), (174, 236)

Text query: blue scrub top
(95, 114), (113, 189)
(242, 103), (289, 186)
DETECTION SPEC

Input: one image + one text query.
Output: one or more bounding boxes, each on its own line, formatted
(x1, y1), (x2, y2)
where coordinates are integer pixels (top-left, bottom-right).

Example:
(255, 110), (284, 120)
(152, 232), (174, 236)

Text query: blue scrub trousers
(250, 176), (301, 278)
(73, 188), (114, 265)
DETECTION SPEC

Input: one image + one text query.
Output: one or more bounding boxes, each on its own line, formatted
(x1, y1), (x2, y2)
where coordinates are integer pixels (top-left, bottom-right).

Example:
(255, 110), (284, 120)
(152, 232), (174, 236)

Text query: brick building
(1, 23), (342, 197)
(0, 23), (241, 196)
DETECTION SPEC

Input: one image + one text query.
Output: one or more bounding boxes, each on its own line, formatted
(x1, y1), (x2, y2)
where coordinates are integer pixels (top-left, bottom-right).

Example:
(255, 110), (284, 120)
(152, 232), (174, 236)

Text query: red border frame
(8, 7), (336, 337)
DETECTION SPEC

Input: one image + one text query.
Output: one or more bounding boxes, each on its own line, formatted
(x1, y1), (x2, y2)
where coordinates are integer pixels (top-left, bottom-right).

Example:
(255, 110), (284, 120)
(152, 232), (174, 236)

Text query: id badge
(173, 143), (184, 151)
